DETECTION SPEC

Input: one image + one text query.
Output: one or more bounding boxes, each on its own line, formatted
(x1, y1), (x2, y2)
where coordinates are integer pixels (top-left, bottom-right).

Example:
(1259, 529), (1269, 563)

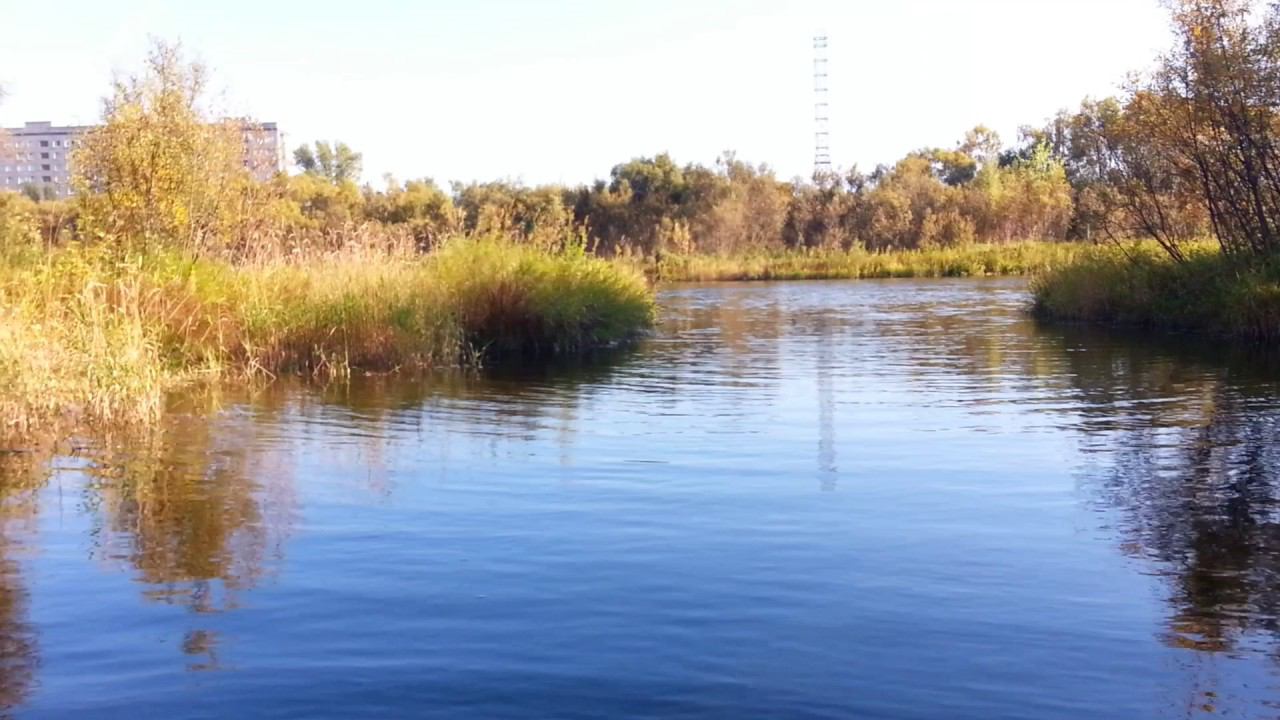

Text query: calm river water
(2, 279), (1280, 719)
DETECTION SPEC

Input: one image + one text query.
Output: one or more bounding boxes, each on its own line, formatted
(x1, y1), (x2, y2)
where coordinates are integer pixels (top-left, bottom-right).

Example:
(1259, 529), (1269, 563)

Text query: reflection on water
(77, 408), (298, 672)
(0, 453), (40, 716)
(0, 278), (1278, 718)
(1055, 331), (1280, 657)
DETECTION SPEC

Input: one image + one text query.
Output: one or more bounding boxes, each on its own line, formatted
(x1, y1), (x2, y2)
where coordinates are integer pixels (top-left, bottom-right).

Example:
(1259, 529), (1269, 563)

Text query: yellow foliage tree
(73, 41), (248, 254)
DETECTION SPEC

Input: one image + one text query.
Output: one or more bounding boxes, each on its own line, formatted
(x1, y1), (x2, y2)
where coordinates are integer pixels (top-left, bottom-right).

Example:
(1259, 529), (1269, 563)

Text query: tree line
(101, 126), (1078, 257)
(4, 0), (1279, 266)
(251, 124), (1083, 256)
(0, 45), (1100, 257)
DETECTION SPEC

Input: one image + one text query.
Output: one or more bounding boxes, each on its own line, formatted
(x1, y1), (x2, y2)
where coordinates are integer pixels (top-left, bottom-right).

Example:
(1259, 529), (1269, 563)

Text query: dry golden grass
(0, 236), (654, 441)
(648, 242), (1085, 282)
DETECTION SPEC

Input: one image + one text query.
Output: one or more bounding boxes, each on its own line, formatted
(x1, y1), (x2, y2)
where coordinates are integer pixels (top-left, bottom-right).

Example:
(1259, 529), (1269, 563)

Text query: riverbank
(1031, 242), (1280, 342)
(0, 237), (654, 438)
(649, 242), (1083, 282)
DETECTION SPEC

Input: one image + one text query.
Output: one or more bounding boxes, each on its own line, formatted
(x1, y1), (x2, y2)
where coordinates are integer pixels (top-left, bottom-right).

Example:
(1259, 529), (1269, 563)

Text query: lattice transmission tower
(813, 35), (832, 177)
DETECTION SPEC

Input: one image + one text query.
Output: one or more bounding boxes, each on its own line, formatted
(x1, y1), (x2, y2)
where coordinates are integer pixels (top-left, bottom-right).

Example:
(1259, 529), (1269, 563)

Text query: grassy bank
(1031, 242), (1280, 341)
(0, 237), (654, 438)
(650, 242), (1084, 282)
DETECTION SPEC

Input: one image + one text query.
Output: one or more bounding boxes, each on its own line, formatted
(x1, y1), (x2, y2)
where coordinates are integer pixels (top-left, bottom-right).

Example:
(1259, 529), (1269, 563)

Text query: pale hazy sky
(0, 0), (1172, 185)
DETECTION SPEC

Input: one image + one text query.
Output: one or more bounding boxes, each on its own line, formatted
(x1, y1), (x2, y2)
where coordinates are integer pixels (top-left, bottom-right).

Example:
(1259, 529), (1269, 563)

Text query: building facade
(1, 120), (285, 198)
(0, 121), (89, 198)
(239, 121), (286, 182)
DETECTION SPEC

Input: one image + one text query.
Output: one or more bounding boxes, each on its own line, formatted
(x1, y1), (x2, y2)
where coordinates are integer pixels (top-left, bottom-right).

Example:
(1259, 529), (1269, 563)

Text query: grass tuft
(1031, 241), (1280, 341)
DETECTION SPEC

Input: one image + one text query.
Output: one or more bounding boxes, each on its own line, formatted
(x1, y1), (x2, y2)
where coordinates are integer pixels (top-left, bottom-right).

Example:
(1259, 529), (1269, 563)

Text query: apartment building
(240, 121), (286, 182)
(0, 121), (88, 198)
(0, 119), (285, 197)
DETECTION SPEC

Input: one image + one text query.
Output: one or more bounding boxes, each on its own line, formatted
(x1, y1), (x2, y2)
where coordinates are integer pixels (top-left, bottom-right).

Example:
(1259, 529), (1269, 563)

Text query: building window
(39, 141), (49, 148)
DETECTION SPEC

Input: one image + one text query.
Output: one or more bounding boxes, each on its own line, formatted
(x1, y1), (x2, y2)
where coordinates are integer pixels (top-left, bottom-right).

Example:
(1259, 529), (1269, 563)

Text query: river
(2, 278), (1278, 718)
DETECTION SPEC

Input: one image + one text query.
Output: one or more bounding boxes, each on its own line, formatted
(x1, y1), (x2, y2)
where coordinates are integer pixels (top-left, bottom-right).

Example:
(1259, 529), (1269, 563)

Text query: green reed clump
(0, 236), (654, 439)
(431, 237), (655, 357)
(1031, 241), (1280, 341)
(652, 242), (1082, 282)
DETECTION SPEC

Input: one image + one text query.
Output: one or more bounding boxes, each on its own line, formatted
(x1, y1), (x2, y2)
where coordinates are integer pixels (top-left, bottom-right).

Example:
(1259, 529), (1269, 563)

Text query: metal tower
(813, 35), (832, 176)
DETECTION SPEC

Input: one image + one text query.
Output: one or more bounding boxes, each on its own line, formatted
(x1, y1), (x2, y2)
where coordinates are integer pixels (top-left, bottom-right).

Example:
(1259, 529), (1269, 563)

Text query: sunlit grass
(0, 236), (654, 440)
(1031, 240), (1280, 341)
(649, 242), (1084, 282)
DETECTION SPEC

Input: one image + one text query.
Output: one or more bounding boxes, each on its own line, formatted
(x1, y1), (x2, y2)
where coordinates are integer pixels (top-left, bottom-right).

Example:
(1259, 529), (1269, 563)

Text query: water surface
(3, 278), (1279, 719)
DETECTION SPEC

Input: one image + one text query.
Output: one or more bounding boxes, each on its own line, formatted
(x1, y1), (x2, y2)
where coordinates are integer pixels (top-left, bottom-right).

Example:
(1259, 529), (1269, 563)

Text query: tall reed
(649, 242), (1083, 282)
(1031, 241), (1280, 341)
(0, 236), (654, 440)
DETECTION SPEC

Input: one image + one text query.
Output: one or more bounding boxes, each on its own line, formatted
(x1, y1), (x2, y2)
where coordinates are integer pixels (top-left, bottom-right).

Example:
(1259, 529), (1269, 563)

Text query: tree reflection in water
(68, 366), (615, 675)
(79, 403), (299, 672)
(855, 289), (1280, 671)
(823, 287), (1280, 714)
(1099, 385), (1280, 655)
(0, 450), (47, 714)
(1036, 329), (1280, 662)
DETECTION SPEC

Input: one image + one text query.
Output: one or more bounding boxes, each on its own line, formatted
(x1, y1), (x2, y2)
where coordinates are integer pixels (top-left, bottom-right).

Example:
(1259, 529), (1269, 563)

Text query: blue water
(3, 279), (1279, 718)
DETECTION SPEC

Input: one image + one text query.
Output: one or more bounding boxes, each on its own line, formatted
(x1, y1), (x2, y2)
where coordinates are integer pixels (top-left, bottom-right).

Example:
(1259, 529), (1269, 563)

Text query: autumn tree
(73, 41), (248, 253)
(783, 170), (861, 250)
(971, 143), (1073, 242)
(363, 178), (456, 249)
(685, 154), (791, 254)
(1088, 0), (1280, 261)
(1018, 98), (1127, 239)
(452, 181), (575, 247)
